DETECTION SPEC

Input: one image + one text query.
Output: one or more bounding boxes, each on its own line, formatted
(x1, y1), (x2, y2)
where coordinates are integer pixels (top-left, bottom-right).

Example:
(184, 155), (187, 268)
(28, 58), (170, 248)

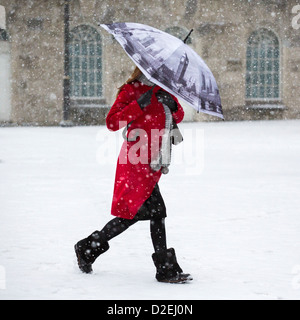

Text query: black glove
(155, 90), (178, 113)
(137, 87), (155, 110)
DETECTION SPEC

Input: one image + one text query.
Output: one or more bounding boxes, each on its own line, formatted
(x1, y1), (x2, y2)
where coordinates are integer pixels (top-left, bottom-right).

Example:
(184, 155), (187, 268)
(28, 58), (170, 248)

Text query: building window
(246, 29), (280, 100)
(69, 25), (103, 99)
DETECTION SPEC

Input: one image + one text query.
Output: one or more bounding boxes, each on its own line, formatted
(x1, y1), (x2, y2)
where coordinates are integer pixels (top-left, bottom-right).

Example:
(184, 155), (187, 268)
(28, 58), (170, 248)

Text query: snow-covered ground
(0, 120), (300, 300)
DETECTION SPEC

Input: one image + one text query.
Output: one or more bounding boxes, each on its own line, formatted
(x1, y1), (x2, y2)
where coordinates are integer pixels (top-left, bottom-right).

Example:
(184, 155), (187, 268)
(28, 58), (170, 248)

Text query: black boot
(74, 231), (109, 274)
(152, 248), (193, 283)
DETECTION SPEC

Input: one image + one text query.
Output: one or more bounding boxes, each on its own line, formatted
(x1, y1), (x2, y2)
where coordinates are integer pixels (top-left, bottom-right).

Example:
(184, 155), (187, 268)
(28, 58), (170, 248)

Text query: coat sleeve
(106, 85), (144, 132)
(171, 96), (185, 124)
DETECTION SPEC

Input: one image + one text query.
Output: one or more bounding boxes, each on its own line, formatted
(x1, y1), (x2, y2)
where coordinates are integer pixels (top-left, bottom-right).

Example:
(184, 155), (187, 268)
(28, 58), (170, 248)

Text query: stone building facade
(0, 0), (299, 125)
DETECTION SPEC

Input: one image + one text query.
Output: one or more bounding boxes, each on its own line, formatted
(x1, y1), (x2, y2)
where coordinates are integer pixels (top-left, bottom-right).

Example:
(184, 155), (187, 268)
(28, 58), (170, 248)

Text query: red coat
(106, 81), (185, 219)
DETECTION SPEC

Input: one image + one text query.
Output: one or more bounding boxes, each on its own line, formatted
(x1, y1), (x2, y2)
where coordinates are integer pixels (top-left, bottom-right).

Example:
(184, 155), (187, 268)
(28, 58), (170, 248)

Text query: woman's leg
(150, 218), (193, 283)
(150, 218), (167, 253)
(99, 217), (138, 242)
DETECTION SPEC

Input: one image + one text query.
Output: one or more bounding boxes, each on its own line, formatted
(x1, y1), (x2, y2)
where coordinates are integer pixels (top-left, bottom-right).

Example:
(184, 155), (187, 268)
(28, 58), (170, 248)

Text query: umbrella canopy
(100, 22), (224, 120)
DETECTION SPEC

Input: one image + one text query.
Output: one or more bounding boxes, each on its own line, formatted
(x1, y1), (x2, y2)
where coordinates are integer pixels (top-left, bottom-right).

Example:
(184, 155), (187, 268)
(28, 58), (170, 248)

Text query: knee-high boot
(152, 248), (193, 283)
(74, 231), (109, 274)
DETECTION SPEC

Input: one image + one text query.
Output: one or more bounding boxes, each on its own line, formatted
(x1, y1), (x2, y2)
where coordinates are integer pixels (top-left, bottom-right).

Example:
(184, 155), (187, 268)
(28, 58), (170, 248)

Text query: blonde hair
(116, 66), (143, 97)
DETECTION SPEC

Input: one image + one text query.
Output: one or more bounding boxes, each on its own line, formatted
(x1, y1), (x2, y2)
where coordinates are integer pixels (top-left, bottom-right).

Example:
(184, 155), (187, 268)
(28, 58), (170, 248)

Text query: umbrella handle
(122, 85), (156, 141)
(122, 121), (141, 142)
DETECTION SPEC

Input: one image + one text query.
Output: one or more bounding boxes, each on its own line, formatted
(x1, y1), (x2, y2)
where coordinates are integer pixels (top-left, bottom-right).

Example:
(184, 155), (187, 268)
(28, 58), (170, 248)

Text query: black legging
(99, 217), (167, 253)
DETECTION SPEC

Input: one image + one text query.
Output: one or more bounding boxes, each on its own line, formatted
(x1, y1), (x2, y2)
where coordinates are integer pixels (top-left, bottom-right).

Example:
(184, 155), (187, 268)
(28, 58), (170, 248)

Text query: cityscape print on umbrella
(102, 23), (223, 118)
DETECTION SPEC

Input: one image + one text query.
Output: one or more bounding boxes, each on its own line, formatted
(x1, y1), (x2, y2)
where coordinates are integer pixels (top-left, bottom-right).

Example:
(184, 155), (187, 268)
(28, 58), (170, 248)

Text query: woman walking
(75, 67), (192, 284)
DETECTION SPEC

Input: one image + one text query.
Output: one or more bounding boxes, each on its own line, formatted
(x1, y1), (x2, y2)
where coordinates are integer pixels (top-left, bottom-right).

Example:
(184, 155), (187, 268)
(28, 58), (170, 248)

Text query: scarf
(150, 104), (174, 174)
(125, 74), (184, 174)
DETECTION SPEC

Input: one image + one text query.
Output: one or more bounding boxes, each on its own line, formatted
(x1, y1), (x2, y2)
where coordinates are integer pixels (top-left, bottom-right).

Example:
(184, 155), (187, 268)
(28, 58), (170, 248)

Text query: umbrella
(100, 22), (224, 120)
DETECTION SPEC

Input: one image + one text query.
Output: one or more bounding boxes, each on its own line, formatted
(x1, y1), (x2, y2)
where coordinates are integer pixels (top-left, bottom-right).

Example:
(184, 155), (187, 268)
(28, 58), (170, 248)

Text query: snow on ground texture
(0, 120), (300, 300)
